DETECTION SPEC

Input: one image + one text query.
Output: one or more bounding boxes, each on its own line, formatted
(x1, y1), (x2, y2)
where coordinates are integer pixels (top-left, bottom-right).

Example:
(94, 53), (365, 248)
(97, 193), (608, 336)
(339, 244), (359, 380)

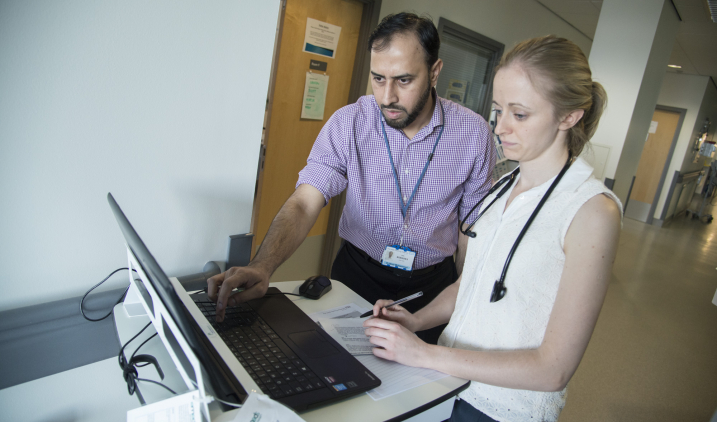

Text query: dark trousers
(330, 242), (458, 344)
(446, 399), (498, 422)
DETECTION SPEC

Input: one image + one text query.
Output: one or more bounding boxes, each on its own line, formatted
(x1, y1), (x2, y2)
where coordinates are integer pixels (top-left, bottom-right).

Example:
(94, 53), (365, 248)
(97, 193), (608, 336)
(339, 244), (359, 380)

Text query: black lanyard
(381, 101), (444, 219)
(459, 156), (574, 302)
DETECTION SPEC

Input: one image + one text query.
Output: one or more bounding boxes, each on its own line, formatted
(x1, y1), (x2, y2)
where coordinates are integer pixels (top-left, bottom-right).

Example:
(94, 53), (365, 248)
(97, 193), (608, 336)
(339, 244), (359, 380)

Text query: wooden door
(632, 109), (681, 205)
(252, 0), (363, 261)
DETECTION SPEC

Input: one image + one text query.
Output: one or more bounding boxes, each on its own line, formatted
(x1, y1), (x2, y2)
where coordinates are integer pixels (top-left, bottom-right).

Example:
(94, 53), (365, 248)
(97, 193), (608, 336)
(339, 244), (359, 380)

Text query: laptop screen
(107, 192), (246, 405)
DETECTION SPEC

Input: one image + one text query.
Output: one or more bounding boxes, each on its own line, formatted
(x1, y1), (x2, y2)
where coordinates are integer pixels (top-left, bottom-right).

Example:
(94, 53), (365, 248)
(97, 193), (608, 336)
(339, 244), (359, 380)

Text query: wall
(365, 0), (593, 97)
(651, 73), (709, 218)
(588, 0), (679, 204)
(378, 0), (592, 56)
(0, 1), (281, 311)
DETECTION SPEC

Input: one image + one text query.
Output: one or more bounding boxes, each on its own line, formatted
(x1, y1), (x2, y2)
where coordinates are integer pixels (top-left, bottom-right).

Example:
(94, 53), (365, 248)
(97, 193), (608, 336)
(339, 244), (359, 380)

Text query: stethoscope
(459, 155), (574, 302)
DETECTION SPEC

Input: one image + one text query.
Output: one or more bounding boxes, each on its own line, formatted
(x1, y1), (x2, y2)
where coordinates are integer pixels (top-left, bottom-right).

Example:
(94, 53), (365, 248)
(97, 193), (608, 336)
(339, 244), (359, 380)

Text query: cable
(130, 333), (157, 362)
(189, 380), (243, 408)
(118, 323), (177, 403)
(119, 322), (153, 360)
(80, 267), (135, 322)
(214, 397), (243, 408)
(118, 322), (152, 401)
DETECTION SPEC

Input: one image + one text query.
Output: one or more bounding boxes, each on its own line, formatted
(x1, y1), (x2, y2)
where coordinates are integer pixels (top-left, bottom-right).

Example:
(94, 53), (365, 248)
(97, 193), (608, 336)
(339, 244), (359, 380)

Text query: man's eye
(399, 79), (410, 84)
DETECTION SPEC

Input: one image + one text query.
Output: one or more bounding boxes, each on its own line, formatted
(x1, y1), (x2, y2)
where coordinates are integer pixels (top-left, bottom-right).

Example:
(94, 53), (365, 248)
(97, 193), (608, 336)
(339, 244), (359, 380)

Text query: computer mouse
(299, 275), (332, 300)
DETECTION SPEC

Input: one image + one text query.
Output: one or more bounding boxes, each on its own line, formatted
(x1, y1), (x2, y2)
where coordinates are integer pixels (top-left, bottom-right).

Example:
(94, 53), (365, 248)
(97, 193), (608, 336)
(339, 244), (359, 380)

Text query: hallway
(561, 200), (717, 421)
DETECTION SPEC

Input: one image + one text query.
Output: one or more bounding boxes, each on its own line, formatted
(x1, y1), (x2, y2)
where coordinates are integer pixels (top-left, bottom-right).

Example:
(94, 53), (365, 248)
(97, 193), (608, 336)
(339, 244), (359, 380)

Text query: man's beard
(381, 82), (432, 130)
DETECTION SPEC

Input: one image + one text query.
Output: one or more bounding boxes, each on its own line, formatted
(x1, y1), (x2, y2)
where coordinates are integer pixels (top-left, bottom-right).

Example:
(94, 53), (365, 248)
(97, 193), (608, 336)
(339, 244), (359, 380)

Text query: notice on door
(301, 72), (329, 120)
(303, 18), (341, 59)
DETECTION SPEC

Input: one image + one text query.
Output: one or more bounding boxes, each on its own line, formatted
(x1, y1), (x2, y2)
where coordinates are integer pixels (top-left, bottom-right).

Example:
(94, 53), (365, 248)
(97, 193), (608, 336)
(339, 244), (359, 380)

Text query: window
(436, 18), (504, 120)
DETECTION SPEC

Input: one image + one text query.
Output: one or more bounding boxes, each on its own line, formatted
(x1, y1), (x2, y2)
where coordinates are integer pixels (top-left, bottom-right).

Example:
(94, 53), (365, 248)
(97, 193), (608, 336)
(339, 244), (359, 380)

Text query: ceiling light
(668, 64), (682, 68)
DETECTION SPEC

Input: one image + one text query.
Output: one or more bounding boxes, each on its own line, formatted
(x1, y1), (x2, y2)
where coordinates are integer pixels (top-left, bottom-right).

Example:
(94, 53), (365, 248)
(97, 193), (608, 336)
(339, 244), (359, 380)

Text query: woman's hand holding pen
(363, 315), (430, 367)
(362, 299), (431, 367)
(365, 299), (420, 332)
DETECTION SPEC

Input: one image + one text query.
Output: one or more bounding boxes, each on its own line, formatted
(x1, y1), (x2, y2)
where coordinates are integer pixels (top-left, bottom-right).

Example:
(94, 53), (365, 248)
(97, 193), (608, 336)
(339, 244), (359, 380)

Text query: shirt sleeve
(458, 120), (497, 221)
(296, 106), (352, 206)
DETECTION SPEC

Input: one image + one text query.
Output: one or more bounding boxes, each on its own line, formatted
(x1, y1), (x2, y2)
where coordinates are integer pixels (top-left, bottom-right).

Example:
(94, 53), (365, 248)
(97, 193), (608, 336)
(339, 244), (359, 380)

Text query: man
(208, 13), (495, 344)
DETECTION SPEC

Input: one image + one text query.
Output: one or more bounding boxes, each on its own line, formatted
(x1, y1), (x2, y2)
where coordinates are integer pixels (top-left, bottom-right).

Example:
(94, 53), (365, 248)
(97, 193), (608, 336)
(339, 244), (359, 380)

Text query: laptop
(107, 193), (381, 411)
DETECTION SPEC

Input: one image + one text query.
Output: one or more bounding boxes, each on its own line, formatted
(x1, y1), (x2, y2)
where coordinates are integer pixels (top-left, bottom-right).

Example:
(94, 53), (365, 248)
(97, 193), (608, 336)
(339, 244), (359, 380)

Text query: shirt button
(404, 224), (408, 229)
(403, 196), (407, 201)
(405, 169), (409, 174)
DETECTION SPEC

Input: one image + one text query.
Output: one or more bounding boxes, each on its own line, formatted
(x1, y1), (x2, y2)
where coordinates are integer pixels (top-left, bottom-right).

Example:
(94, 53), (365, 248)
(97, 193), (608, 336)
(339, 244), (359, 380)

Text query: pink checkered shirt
(297, 94), (495, 269)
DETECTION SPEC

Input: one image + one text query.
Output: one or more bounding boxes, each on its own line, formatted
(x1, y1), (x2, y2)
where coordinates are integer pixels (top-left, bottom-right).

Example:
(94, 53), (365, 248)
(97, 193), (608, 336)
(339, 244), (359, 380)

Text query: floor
(560, 199), (717, 421)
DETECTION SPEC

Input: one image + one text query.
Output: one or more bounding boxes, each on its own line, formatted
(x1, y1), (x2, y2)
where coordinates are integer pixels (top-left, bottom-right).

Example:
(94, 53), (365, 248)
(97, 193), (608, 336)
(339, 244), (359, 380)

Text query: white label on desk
(127, 390), (202, 421)
(232, 393), (306, 422)
(201, 323), (217, 337)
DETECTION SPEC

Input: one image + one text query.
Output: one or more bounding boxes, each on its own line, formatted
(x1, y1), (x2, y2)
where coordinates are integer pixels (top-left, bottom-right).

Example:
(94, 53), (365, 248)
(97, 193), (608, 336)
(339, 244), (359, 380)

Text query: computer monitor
(108, 193), (248, 419)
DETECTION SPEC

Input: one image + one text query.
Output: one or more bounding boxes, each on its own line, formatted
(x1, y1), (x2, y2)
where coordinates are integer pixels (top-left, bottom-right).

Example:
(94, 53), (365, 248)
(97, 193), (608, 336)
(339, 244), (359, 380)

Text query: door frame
(319, 0), (382, 276)
(250, 0), (287, 254)
(645, 104), (686, 225)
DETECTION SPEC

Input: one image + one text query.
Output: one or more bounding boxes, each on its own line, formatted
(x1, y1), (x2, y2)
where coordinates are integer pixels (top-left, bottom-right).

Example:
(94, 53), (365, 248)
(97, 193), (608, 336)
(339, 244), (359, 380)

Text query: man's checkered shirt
(297, 94), (495, 269)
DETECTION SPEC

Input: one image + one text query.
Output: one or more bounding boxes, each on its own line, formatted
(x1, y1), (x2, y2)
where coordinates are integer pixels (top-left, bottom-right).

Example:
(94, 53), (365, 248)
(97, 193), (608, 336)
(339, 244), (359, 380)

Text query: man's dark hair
(368, 12), (440, 70)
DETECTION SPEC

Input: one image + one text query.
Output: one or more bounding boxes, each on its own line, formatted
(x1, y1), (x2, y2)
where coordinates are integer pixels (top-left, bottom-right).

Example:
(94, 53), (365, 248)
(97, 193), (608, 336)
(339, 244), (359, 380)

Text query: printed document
(311, 302), (451, 400)
(308, 303), (370, 320)
(316, 317), (375, 355)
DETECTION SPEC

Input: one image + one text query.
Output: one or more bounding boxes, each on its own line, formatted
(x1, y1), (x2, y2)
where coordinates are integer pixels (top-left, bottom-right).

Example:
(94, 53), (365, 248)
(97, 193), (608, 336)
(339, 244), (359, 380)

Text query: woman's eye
(495, 109), (502, 116)
(515, 113), (526, 120)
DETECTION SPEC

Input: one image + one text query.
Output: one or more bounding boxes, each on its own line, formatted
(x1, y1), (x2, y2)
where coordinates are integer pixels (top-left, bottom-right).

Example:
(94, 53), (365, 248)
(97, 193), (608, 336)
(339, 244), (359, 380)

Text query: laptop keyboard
(195, 301), (326, 399)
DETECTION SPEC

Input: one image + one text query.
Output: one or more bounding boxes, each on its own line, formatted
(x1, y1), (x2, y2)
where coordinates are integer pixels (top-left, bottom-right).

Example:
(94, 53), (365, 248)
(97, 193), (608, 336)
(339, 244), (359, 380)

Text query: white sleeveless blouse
(438, 157), (622, 422)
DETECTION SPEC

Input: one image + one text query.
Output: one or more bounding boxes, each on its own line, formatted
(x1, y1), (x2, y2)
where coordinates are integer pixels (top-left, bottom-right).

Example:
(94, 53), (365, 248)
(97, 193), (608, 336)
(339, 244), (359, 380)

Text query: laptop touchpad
(288, 330), (339, 358)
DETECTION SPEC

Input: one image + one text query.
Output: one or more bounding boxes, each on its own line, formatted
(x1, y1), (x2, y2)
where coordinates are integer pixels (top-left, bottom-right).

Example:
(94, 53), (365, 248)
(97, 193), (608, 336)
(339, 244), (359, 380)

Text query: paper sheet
(311, 303), (450, 400)
(316, 318), (375, 355)
(357, 355), (450, 401)
(309, 303), (370, 320)
(301, 72), (328, 120)
(303, 18), (341, 58)
(126, 390), (202, 422)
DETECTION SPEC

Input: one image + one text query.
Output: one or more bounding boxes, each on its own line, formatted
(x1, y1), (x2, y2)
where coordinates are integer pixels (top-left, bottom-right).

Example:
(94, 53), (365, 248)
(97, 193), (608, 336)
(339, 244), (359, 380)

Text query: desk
(114, 280), (468, 421)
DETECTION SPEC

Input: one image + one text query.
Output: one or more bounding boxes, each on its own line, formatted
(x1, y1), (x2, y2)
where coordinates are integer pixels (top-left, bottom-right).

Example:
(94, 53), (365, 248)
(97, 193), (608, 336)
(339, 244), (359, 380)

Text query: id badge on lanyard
(379, 101), (444, 273)
(381, 245), (416, 271)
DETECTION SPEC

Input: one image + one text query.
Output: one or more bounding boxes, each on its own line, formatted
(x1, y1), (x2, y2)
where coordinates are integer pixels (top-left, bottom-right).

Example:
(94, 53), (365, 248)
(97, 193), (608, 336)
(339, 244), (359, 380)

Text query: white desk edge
(113, 279), (468, 422)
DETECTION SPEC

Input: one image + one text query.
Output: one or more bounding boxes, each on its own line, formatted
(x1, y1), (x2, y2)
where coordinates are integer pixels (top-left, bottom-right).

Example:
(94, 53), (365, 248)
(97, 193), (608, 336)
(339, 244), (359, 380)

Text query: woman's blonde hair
(495, 35), (607, 156)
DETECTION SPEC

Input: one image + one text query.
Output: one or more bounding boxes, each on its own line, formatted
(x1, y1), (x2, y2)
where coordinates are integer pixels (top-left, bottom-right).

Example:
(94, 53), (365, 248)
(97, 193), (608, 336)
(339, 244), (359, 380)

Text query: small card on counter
(232, 393), (305, 422)
(126, 390), (203, 422)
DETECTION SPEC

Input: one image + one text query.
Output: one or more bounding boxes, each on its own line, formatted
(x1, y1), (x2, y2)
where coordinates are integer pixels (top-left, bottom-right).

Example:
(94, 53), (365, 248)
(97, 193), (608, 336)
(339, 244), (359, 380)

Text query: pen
(360, 291), (423, 318)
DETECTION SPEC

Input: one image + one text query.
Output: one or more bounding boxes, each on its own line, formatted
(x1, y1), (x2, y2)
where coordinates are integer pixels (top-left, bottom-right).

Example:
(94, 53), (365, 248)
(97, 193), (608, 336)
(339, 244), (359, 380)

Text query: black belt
(345, 242), (446, 278)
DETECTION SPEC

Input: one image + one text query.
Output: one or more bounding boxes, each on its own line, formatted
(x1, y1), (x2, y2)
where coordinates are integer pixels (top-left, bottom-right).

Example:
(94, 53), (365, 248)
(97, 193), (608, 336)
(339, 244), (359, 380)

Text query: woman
(363, 35), (622, 422)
